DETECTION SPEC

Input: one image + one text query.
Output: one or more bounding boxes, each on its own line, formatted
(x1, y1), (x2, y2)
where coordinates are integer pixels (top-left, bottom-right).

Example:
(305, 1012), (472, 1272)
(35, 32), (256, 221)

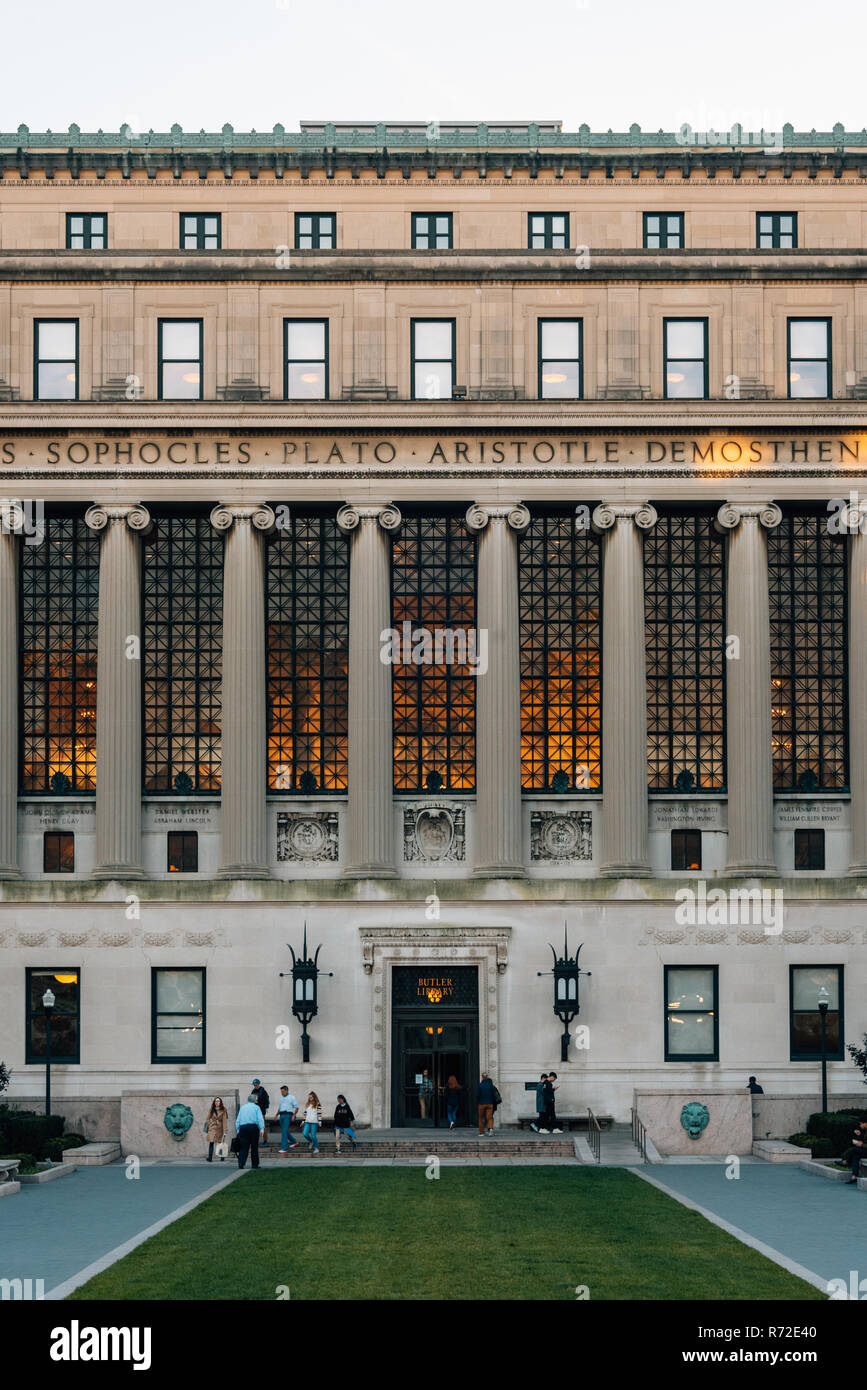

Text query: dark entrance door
(391, 966), (480, 1127)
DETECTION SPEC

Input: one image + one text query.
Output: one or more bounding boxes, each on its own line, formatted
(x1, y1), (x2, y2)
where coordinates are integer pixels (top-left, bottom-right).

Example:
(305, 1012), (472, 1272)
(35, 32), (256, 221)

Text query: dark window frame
(789, 964), (844, 1061)
(410, 318), (456, 401)
(25, 966), (81, 1065)
(294, 212), (337, 249)
(179, 213), (221, 250)
(663, 317), (709, 400)
(756, 212), (798, 249)
(283, 318), (329, 401)
(151, 966), (206, 1065)
(671, 829), (702, 871)
(34, 318), (79, 402)
(157, 318), (203, 402)
(167, 831), (199, 873)
(537, 318), (583, 400)
(794, 828), (826, 871)
(43, 831), (74, 873)
(65, 213), (107, 249)
(787, 317), (832, 400)
(664, 963), (719, 1063)
(411, 212), (454, 249)
(528, 212), (570, 249)
(643, 212), (685, 249)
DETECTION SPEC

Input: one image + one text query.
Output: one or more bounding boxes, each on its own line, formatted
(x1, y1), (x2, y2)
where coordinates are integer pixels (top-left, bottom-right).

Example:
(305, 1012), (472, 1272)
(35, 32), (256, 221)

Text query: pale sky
(1, 0), (864, 136)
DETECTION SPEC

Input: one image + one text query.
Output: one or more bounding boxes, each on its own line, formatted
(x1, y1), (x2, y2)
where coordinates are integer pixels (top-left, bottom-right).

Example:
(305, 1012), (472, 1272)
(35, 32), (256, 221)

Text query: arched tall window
(266, 513), (349, 793)
(143, 513), (223, 793)
(20, 514), (99, 792)
(769, 510), (847, 789)
(519, 512), (602, 792)
(392, 513), (476, 792)
(645, 511), (726, 792)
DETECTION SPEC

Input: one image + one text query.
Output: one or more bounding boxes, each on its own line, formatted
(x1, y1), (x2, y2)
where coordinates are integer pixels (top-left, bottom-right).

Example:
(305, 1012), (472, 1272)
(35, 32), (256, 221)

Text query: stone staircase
(596, 1122), (647, 1166)
(257, 1129), (576, 1160)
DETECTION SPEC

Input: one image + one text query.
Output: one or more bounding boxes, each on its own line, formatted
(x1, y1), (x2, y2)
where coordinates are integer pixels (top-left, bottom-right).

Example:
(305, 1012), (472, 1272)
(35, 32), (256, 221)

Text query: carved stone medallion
(530, 810), (592, 862)
(403, 805), (465, 863)
(276, 812), (339, 863)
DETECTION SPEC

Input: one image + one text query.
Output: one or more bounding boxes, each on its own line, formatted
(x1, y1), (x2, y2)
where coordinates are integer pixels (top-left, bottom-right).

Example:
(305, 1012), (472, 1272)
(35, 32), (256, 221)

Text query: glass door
(395, 1018), (475, 1126)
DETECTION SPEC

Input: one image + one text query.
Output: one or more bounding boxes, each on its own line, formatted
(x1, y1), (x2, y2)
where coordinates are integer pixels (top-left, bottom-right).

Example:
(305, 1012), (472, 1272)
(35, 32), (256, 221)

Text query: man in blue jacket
(477, 1072), (497, 1136)
(235, 1092), (265, 1169)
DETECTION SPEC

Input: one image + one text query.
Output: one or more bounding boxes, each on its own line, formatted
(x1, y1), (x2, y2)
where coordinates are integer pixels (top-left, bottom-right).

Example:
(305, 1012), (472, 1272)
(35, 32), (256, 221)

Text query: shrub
(0, 1061), (9, 1095)
(0, 1114), (64, 1160)
(806, 1111), (865, 1155)
(59, 1134), (87, 1149)
(1, 1152), (37, 1174)
(787, 1131), (835, 1157)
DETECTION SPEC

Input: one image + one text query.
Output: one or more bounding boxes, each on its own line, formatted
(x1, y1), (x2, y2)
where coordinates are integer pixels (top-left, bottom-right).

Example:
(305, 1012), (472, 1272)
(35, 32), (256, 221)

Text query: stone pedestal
(0, 516), (20, 877)
(337, 503), (401, 877)
(592, 503), (657, 877)
(849, 525), (867, 874)
(210, 504), (275, 878)
(716, 502), (782, 876)
(466, 503), (529, 876)
(85, 504), (151, 879)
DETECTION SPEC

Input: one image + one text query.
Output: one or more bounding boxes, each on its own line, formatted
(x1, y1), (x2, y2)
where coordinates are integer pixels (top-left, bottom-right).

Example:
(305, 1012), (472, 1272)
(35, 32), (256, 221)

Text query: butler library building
(0, 119), (866, 1144)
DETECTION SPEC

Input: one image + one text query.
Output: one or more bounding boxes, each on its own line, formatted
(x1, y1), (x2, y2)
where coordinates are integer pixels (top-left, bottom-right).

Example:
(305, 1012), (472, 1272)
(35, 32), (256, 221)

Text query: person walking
(204, 1096), (228, 1162)
(334, 1095), (357, 1153)
(235, 1091), (265, 1170)
(476, 1072), (497, 1136)
(251, 1078), (270, 1146)
(276, 1085), (300, 1154)
(544, 1071), (562, 1133)
(530, 1074), (548, 1133)
(302, 1092), (322, 1154)
(418, 1068), (434, 1120)
(444, 1075), (463, 1129)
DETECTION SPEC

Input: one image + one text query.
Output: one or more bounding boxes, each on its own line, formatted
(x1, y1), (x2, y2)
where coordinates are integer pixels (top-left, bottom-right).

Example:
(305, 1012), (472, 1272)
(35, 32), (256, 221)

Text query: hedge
(0, 1114), (64, 1160)
(787, 1132), (835, 1157)
(805, 1110), (867, 1155)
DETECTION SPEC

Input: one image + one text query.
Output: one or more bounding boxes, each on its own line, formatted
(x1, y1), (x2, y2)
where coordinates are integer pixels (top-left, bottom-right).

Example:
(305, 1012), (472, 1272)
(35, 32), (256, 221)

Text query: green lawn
(68, 1168), (825, 1301)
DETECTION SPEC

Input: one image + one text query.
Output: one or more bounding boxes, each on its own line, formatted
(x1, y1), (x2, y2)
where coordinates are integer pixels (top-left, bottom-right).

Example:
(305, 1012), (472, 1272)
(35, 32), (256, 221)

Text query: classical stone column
(465, 503), (529, 877)
(0, 510), (21, 877)
(210, 504), (275, 879)
(849, 522), (867, 874)
(592, 503), (657, 877)
(337, 503), (401, 877)
(85, 503), (151, 879)
(715, 502), (782, 877)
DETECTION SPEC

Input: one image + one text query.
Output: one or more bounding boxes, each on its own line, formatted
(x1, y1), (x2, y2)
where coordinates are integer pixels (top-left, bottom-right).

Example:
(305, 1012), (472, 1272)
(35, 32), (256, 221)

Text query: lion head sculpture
(163, 1103), (194, 1142)
(680, 1101), (710, 1140)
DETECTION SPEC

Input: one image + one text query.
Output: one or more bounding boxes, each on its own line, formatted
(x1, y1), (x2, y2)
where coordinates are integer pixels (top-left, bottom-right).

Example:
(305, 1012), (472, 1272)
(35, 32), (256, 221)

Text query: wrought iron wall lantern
(537, 925), (590, 1062)
(280, 923), (332, 1063)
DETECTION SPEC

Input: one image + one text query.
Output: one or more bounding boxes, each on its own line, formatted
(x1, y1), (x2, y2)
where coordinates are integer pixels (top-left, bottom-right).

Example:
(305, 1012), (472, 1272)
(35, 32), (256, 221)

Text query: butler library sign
(1, 432), (865, 474)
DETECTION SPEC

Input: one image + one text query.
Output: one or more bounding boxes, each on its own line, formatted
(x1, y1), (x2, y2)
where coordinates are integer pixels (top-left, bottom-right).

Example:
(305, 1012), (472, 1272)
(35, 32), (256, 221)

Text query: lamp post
(537, 925), (591, 1063)
(42, 987), (55, 1117)
(818, 985), (829, 1114)
(280, 924), (332, 1063)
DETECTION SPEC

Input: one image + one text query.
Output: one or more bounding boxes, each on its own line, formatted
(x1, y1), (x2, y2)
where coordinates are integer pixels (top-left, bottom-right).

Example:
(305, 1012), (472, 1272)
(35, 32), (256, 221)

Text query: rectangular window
(528, 213), (569, 249)
(794, 828), (825, 871)
(664, 318), (708, 399)
(43, 832), (74, 873)
(790, 965), (843, 1060)
(284, 319), (328, 400)
(411, 319), (455, 400)
(167, 831), (198, 873)
(34, 320), (78, 401)
(180, 213), (221, 250)
(757, 212), (798, 249)
(665, 965), (718, 1062)
(643, 213), (684, 249)
(158, 320), (202, 401)
(671, 829), (702, 871)
(538, 319), (583, 399)
(151, 967), (205, 1063)
(65, 213), (107, 249)
(788, 318), (831, 399)
(294, 213), (336, 249)
(26, 968), (80, 1064)
(411, 213), (453, 249)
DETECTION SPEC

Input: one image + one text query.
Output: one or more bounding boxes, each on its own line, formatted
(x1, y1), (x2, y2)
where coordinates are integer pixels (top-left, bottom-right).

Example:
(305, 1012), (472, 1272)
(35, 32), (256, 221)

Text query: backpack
(536, 1082), (545, 1111)
(492, 1085), (502, 1109)
(258, 1087), (269, 1110)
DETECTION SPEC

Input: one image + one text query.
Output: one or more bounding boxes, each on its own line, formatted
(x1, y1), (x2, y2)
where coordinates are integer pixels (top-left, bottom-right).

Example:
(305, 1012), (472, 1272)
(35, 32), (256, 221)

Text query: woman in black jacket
(334, 1095), (357, 1153)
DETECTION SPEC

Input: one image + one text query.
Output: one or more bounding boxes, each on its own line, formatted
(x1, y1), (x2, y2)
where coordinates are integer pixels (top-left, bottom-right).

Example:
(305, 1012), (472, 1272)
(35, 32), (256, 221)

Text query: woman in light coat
(302, 1092), (322, 1154)
(205, 1097), (228, 1161)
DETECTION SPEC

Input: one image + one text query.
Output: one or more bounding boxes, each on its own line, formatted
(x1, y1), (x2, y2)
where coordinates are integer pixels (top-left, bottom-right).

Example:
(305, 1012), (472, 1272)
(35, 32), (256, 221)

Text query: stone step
(257, 1139), (576, 1159)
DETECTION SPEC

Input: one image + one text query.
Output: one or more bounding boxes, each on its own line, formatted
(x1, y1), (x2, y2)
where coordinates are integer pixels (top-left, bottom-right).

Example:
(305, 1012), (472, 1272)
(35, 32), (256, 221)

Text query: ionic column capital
(715, 501), (782, 532)
(85, 503), (151, 534)
(210, 503), (276, 534)
(592, 502), (657, 534)
(465, 502), (530, 533)
(336, 503), (401, 534)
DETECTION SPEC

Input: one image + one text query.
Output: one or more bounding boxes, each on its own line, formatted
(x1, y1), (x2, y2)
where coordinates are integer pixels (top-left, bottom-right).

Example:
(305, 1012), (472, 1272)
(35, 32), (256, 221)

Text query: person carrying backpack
(252, 1078), (270, 1146)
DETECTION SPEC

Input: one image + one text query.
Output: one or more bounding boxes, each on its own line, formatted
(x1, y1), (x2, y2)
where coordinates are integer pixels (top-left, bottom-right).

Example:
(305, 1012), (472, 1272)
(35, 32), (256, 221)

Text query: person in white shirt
(276, 1085), (300, 1154)
(302, 1092), (322, 1153)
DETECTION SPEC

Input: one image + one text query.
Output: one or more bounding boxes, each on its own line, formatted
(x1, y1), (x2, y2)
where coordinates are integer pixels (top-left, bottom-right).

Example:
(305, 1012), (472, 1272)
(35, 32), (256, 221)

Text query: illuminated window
(266, 513), (349, 793)
(643, 212), (684, 249)
(392, 514), (476, 792)
(151, 968), (205, 1063)
(538, 320), (582, 400)
(66, 213), (107, 249)
(663, 318), (707, 399)
(665, 965), (718, 1062)
(528, 212), (569, 249)
(167, 831), (198, 873)
(26, 968), (80, 1064)
(519, 512), (601, 792)
(43, 832), (74, 873)
(646, 512), (726, 792)
(158, 320), (202, 400)
(20, 515), (99, 793)
(180, 213), (221, 249)
(411, 213), (453, 249)
(34, 320), (78, 401)
(769, 510), (847, 790)
(294, 213), (336, 249)
(787, 319), (831, 399)
(671, 829), (701, 871)
(284, 320), (328, 400)
(143, 514), (223, 793)
(757, 212), (797, 249)
(790, 965), (842, 1061)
